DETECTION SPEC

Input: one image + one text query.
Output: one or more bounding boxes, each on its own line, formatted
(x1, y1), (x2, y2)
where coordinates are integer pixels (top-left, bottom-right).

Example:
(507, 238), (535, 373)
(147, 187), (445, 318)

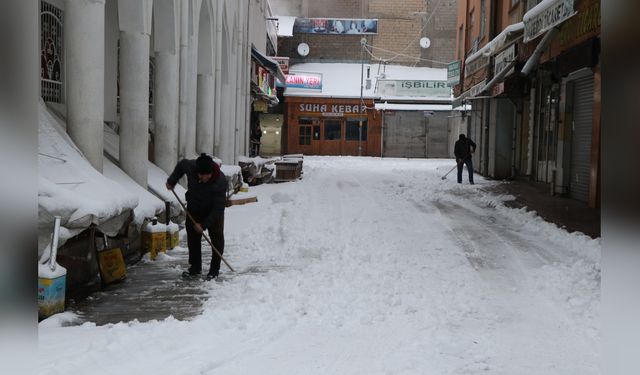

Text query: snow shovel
(441, 164), (458, 180)
(171, 189), (235, 273)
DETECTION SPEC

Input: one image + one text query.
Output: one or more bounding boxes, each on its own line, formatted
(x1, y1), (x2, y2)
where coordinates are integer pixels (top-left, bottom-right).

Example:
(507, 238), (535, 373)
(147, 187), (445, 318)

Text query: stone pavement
(486, 179), (600, 239)
(68, 245), (212, 326)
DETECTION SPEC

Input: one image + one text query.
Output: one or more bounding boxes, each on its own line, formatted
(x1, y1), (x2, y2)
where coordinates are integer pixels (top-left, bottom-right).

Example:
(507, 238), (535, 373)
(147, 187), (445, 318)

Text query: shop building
(283, 62), (455, 157)
(452, 0), (600, 208)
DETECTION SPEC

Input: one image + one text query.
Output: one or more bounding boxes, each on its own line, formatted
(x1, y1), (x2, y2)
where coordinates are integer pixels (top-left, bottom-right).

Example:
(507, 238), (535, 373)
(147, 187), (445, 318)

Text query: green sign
(447, 60), (461, 86)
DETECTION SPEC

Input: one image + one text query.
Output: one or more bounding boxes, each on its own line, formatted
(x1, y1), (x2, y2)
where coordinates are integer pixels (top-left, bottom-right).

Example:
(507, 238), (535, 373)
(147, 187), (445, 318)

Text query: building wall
(274, 0), (457, 67)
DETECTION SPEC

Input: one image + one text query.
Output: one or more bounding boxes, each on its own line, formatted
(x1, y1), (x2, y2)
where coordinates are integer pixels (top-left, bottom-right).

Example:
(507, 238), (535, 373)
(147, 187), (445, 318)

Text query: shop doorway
(321, 118), (343, 155)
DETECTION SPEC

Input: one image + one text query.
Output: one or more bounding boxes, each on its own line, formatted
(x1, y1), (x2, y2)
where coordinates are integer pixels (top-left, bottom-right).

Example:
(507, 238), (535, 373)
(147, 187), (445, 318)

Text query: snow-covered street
(39, 157), (600, 375)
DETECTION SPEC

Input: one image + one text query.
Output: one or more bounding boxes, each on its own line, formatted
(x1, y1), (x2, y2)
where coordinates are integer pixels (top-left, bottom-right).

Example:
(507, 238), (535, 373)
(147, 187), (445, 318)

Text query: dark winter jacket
(167, 159), (227, 229)
(454, 138), (477, 160)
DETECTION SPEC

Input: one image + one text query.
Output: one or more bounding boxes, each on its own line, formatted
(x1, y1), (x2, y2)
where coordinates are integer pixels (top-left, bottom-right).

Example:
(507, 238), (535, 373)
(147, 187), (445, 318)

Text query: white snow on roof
(276, 16), (296, 37)
(285, 62), (447, 99)
(375, 103), (453, 111)
(103, 159), (164, 225)
(104, 125), (187, 218)
(38, 100), (138, 252)
(465, 22), (524, 65)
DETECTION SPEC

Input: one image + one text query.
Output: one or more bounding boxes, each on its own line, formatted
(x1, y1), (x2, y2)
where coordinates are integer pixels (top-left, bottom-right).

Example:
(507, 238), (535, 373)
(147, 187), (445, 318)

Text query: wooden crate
(274, 160), (300, 181)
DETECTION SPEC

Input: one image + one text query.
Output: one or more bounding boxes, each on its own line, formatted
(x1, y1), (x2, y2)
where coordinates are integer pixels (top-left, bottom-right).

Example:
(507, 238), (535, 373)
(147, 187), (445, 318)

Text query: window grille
(40, 1), (64, 103)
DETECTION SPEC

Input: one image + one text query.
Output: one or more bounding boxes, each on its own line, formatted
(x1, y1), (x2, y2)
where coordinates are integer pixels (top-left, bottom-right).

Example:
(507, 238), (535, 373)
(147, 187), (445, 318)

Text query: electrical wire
(363, 43), (449, 66)
(362, 0), (448, 65)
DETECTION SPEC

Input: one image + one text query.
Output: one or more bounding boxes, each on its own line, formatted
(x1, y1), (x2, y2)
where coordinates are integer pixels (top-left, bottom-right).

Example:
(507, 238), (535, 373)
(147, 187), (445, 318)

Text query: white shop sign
(494, 44), (517, 77)
(464, 54), (490, 77)
(524, 0), (576, 42)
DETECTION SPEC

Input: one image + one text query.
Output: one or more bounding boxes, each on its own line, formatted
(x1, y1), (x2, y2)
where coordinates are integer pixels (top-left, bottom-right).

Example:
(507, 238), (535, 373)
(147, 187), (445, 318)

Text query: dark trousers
(185, 215), (225, 275)
(457, 157), (474, 184)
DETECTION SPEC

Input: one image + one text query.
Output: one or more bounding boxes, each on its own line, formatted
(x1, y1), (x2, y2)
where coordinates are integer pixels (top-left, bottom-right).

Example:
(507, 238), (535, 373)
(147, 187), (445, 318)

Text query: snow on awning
(465, 22), (524, 66)
(375, 103), (453, 111)
(103, 159), (164, 226)
(104, 124), (187, 219)
(38, 100), (138, 253)
(276, 16), (296, 37)
(251, 46), (287, 83)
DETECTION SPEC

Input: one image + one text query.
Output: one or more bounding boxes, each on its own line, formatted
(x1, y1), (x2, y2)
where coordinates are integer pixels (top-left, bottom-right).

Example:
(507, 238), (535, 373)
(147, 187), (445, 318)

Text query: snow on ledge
(38, 100), (138, 253)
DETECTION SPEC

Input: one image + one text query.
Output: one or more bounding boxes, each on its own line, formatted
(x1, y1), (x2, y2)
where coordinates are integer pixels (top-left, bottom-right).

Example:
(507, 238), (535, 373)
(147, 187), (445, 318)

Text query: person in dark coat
(166, 153), (227, 279)
(454, 134), (477, 184)
(250, 120), (262, 157)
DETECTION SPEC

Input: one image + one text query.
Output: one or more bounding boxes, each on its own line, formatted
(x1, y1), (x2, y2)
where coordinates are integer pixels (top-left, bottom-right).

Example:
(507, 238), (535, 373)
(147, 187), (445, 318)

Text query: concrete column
(178, 0), (189, 161)
(153, 51), (180, 175)
(65, 0), (105, 172)
(185, 34), (197, 158)
(196, 74), (214, 154)
(118, 31), (150, 187)
(213, 0), (224, 157)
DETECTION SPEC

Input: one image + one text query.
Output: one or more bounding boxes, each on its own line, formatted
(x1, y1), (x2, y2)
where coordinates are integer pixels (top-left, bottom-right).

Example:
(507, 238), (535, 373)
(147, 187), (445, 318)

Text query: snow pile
(38, 101), (137, 253)
(103, 159), (164, 225)
(104, 124), (187, 220)
(39, 312), (82, 328)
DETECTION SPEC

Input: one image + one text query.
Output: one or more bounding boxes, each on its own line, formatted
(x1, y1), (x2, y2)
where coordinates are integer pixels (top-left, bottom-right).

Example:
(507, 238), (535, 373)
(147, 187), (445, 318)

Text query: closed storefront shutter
(426, 113), (449, 158)
(569, 74), (594, 202)
(383, 111), (427, 158)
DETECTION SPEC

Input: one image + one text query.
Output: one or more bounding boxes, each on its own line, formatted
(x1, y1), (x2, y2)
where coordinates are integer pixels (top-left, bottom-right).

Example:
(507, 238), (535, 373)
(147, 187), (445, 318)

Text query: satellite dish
(420, 37), (431, 49)
(297, 42), (310, 57)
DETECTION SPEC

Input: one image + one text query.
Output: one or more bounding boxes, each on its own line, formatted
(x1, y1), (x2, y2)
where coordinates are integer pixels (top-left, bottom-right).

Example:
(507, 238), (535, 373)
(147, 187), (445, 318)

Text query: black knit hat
(196, 153), (214, 174)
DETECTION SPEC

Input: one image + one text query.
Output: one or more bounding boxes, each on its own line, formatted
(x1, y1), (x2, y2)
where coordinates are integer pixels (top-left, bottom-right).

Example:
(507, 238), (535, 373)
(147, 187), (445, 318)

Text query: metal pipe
(165, 200), (171, 224)
(522, 27), (559, 76)
(49, 216), (61, 271)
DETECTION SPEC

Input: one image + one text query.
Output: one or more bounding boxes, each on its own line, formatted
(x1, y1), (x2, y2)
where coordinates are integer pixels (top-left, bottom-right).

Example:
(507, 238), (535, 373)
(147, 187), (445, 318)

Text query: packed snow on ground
(39, 157), (600, 375)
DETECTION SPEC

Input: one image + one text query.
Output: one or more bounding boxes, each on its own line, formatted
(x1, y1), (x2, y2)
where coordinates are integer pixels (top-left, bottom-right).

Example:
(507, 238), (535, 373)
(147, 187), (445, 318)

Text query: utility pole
(358, 37), (366, 156)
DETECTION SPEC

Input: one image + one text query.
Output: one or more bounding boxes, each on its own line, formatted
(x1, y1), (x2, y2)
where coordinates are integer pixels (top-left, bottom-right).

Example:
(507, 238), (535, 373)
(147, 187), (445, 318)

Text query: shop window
(313, 125), (320, 140)
(345, 119), (367, 141)
(324, 120), (341, 140)
(299, 126), (311, 145)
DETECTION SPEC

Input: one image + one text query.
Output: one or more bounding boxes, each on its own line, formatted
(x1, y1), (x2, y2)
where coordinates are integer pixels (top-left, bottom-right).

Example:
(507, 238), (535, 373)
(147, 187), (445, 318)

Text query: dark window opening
(345, 119), (367, 141)
(324, 120), (342, 140)
(313, 125), (320, 140)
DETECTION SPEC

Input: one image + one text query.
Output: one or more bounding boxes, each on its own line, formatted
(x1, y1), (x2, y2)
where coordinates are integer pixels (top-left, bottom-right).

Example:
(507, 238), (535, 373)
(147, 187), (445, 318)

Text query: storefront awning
(251, 46), (287, 83)
(465, 22), (524, 66)
(521, 27), (559, 75)
(251, 82), (279, 106)
(452, 79), (487, 108)
(482, 60), (517, 94)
